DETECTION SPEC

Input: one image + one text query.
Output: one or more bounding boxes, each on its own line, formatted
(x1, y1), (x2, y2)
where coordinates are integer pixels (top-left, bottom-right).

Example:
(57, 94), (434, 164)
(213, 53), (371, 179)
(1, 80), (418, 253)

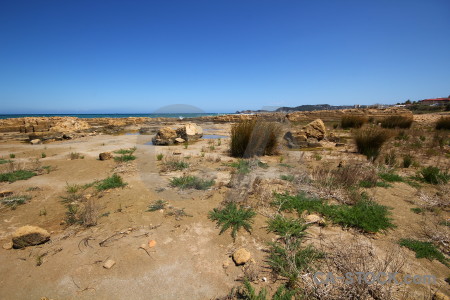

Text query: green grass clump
(114, 154), (136, 162)
(267, 215), (308, 239)
(147, 200), (168, 212)
(273, 193), (394, 233)
(340, 115), (368, 129)
(9, 153), (15, 158)
(0, 170), (37, 183)
(419, 166), (449, 184)
(435, 117), (450, 130)
(229, 159), (251, 174)
(378, 172), (403, 182)
(399, 238), (448, 267)
(402, 154), (413, 168)
(280, 174), (295, 182)
(353, 126), (392, 160)
(156, 153), (164, 161)
(230, 119), (280, 158)
(164, 160), (189, 171)
(380, 115), (413, 129)
(0, 158), (12, 164)
(359, 180), (392, 188)
(411, 207), (424, 214)
(237, 280), (296, 300)
(1, 195), (31, 209)
(114, 147), (136, 155)
(96, 174), (127, 191)
(170, 175), (214, 190)
(208, 202), (256, 240)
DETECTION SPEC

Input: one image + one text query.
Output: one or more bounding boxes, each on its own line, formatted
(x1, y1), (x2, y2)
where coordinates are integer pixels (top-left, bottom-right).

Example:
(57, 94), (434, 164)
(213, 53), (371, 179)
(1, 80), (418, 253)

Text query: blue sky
(1, 0), (449, 113)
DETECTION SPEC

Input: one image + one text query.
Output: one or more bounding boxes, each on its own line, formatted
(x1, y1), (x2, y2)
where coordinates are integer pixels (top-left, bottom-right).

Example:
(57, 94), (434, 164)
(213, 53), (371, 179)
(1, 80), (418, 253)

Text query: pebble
(103, 259), (116, 269)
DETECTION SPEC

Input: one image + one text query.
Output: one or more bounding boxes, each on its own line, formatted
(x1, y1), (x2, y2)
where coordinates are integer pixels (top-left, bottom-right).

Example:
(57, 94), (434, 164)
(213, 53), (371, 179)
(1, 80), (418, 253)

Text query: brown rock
(12, 225), (50, 248)
(174, 137), (185, 143)
(99, 152), (113, 160)
(152, 127), (177, 145)
(176, 123), (203, 142)
(103, 259), (116, 269)
(304, 119), (326, 140)
(148, 240), (157, 248)
(30, 139), (42, 145)
(305, 214), (324, 225)
(232, 248), (251, 265)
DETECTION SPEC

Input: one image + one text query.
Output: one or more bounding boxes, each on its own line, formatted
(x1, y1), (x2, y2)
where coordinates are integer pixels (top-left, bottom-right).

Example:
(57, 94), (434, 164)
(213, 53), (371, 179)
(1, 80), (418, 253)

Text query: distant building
(419, 97), (450, 105)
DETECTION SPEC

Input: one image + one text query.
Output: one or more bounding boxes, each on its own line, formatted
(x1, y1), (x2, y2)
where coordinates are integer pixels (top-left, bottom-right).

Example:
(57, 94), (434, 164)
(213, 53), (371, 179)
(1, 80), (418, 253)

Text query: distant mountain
(275, 104), (361, 112)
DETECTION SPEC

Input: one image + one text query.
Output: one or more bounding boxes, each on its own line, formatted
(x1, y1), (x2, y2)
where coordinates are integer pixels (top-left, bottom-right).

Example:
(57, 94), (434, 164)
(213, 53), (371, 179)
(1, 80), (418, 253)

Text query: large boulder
(303, 119), (326, 141)
(12, 225), (50, 249)
(152, 127), (178, 145)
(176, 123), (203, 142)
(283, 131), (307, 148)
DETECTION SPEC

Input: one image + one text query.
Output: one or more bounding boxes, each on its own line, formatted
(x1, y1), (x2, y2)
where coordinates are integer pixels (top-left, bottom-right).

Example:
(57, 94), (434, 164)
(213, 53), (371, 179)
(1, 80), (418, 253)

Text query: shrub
(170, 175), (214, 190)
(208, 202), (256, 240)
(402, 154), (413, 168)
(384, 151), (396, 167)
(267, 215), (307, 239)
(0, 170), (36, 183)
(230, 119), (280, 158)
(147, 200), (168, 212)
(69, 152), (83, 160)
(156, 153), (164, 161)
(273, 193), (394, 233)
(378, 172), (403, 182)
(96, 174), (127, 191)
(419, 166), (449, 184)
(1, 195), (31, 209)
(229, 159), (251, 174)
(353, 126), (392, 160)
(9, 153), (15, 158)
(163, 160), (189, 171)
(114, 154), (136, 162)
(399, 239), (448, 266)
(435, 117), (450, 130)
(114, 147), (136, 155)
(380, 115), (413, 129)
(280, 174), (295, 182)
(340, 115), (368, 129)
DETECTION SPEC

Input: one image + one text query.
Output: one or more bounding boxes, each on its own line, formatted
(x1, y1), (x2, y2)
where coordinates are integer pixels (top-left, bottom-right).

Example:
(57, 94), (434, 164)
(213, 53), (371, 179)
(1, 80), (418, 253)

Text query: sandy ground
(0, 120), (448, 299)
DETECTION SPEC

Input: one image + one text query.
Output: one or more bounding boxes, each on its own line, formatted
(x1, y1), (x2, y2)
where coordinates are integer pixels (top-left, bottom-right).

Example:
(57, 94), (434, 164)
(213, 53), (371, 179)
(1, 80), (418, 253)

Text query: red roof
(421, 98), (450, 101)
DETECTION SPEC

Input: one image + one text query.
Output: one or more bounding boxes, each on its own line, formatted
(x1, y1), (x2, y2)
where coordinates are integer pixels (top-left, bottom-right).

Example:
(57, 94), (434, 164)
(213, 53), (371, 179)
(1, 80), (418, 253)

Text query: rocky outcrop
(152, 123), (203, 145)
(175, 123), (203, 142)
(152, 127), (178, 145)
(304, 119), (326, 140)
(12, 225), (50, 249)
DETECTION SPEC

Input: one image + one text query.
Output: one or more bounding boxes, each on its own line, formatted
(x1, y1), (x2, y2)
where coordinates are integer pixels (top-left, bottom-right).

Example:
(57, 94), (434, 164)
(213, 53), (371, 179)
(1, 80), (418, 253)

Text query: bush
(115, 147), (136, 155)
(156, 153), (164, 161)
(1, 195), (31, 209)
(273, 193), (394, 233)
(229, 159), (251, 174)
(435, 117), (450, 130)
(114, 154), (136, 162)
(230, 119), (280, 158)
(147, 200), (168, 212)
(380, 115), (413, 129)
(267, 215), (308, 239)
(0, 170), (37, 183)
(280, 174), (295, 182)
(378, 172), (403, 182)
(353, 126), (392, 160)
(399, 239), (448, 266)
(420, 166), (449, 184)
(402, 154), (413, 168)
(96, 174), (127, 191)
(208, 202), (256, 240)
(170, 175), (214, 190)
(340, 115), (368, 129)
(163, 160), (189, 171)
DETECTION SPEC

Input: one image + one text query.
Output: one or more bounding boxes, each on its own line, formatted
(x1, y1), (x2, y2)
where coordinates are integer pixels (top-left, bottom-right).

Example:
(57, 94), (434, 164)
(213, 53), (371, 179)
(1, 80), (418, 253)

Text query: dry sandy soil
(0, 117), (448, 300)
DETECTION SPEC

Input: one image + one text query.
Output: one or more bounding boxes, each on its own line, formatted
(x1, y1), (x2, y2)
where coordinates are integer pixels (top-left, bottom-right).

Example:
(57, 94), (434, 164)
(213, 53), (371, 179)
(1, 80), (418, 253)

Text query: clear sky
(1, 0), (449, 113)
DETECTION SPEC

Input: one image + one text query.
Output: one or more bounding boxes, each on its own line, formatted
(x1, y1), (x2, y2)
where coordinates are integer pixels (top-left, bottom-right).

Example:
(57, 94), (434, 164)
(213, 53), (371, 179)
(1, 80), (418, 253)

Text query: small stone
(85, 194), (92, 199)
(2, 242), (13, 250)
(305, 214), (324, 225)
(174, 137), (185, 143)
(148, 240), (157, 248)
(222, 261), (230, 268)
(30, 139), (42, 145)
(99, 152), (113, 160)
(140, 243), (147, 249)
(103, 259), (116, 269)
(232, 248), (251, 265)
(60, 220), (66, 225)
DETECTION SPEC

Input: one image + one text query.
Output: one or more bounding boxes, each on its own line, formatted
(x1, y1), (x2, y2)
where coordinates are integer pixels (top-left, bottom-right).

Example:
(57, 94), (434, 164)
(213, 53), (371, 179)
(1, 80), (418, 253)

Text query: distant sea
(0, 113), (230, 119)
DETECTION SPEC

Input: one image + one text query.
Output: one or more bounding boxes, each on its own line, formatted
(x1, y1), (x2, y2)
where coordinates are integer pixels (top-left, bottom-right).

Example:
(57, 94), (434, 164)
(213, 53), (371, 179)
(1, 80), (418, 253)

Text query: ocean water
(0, 113), (229, 119)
